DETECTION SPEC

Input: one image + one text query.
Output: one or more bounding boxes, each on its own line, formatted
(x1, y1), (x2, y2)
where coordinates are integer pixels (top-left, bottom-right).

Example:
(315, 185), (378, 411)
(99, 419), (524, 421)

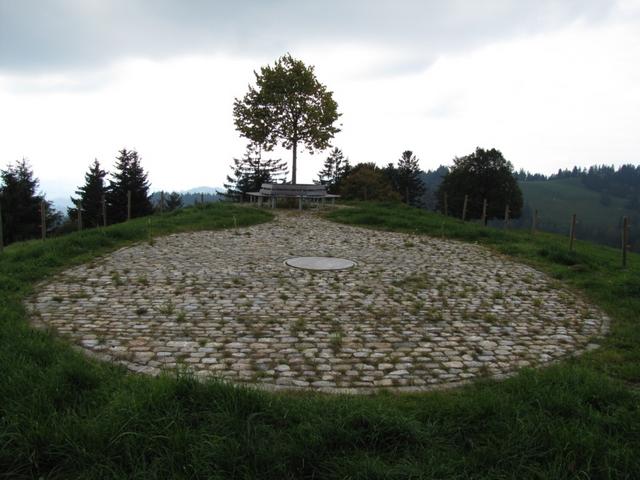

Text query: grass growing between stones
(0, 202), (638, 478)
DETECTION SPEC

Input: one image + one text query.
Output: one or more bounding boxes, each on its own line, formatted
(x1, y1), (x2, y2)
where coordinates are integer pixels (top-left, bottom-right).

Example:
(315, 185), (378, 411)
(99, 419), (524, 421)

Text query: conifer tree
(0, 159), (59, 244)
(68, 159), (107, 228)
(165, 192), (183, 211)
(106, 149), (153, 223)
(396, 150), (425, 207)
(222, 143), (288, 201)
(317, 147), (351, 194)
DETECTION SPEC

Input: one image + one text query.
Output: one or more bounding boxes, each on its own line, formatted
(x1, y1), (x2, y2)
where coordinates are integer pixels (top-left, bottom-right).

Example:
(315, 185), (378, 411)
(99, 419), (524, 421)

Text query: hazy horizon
(2, 0), (640, 198)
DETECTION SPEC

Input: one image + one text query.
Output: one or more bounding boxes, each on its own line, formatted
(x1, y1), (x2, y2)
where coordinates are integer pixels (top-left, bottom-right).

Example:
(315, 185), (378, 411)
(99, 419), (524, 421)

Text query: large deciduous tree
(106, 149), (153, 223)
(436, 147), (523, 221)
(222, 143), (288, 201)
(68, 159), (108, 228)
(233, 54), (341, 184)
(317, 147), (351, 194)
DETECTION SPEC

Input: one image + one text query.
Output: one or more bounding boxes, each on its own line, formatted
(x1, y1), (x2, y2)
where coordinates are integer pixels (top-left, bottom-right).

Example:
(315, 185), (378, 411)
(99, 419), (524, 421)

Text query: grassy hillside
(519, 177), (637, 248)
(1, 202), (639, 478)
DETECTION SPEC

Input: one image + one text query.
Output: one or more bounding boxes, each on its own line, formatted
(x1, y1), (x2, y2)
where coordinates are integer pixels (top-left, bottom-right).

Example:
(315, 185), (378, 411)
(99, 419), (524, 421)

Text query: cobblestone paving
(27, 211), (608, 393)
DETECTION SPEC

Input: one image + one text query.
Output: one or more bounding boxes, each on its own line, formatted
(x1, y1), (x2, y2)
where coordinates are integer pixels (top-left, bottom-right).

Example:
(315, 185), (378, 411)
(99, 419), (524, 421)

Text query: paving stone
(25, 210), (609, 393)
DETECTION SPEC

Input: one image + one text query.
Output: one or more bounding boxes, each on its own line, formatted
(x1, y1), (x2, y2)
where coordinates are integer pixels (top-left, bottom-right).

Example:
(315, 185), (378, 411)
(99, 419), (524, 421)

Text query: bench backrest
(259, 183), (328, 197)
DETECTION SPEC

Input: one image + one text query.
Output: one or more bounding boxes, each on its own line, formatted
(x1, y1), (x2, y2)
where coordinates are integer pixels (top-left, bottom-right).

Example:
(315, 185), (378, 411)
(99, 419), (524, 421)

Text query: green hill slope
(519, 177), (638, 249)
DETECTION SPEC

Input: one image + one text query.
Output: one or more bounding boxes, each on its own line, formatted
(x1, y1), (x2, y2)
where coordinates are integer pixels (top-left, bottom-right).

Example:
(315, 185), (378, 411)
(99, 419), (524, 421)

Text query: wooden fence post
(462, 194), (468, 221)
(569, 213), (577, 251)
(41, 200), (46, 240)
(443, 193), (448, 216)
(102, 194), (107, 227)
(531, 209), (538, 234)
(127, 190), (132, 221)
(622, 216), (629, 268)
(481, 199), (487, 226)
(77, 202), (83, 231)
(504, 204), (510, 228)
(0, 202), (4, 253)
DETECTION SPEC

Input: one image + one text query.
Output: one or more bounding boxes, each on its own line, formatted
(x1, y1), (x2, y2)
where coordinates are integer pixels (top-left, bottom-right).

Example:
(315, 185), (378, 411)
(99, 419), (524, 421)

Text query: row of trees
(66, 149), (153, 228)
(222, 142), (523, 224)
(0, 150), (157, 246)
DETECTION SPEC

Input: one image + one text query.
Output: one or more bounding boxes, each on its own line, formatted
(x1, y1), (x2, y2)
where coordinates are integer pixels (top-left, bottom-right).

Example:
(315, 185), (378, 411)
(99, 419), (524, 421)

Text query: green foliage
(68, 159), (107, 228)
(437, 147), (523, 220)
(165, 191), (183, 211)
(387, 150), (426, 207)
(339, 163), (400, 201)
(106, 149), (153, 224)
(222, 143), (288, 201)
(0, 159), (60, 245)
(233, 54), (341, 184)
(316, 147), (351, 194)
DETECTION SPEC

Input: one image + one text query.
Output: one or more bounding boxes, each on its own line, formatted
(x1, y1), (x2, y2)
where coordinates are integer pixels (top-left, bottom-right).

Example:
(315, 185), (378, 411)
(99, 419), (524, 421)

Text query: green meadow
(1, 202), (638, 479)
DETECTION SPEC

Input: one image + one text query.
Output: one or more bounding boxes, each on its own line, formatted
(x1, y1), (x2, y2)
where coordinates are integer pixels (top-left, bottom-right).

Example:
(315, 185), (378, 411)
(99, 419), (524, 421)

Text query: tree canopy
(317, 147), (351, 194)
(339, 163), (400, 202)
(0, 159), (58, 244)
(233, 54), (341, 184)
(165, 192), (183, 211)
(385, 150), (426, 207)
(106, 149), (153, 224)
(68, 159), (107, 228)
(436, 147), (523, 221)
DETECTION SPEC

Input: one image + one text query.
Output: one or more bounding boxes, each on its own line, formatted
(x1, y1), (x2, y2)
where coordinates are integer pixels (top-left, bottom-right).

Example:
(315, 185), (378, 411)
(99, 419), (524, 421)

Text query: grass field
(1, 202), (639, 479)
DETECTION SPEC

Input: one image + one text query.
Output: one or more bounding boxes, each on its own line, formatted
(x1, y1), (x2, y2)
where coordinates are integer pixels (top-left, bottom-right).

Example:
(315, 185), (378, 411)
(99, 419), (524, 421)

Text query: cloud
(0, 0), (615, 74)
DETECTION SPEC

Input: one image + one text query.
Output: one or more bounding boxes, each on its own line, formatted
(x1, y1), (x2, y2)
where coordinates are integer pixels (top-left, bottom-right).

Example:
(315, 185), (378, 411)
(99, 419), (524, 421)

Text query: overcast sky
(1, 0), (639, 199)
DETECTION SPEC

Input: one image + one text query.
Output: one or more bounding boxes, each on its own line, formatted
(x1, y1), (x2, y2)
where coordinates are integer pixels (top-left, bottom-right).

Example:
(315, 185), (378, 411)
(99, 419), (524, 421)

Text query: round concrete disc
(285, 256), (356, 271)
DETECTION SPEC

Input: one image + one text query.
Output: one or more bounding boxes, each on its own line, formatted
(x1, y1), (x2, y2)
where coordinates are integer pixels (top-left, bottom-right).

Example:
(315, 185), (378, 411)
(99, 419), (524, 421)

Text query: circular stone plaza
(27, 211), (608, 393)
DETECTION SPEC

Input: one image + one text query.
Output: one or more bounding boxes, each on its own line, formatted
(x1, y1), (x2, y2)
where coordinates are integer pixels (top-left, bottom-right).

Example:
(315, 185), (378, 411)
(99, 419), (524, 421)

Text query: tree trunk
(292, 141), (297, 185)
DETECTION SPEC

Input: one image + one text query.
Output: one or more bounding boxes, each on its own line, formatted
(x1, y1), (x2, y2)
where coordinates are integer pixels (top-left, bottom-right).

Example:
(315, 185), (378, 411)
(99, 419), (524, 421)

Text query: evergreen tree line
(66, 149), (153, 228)
(0, 159), (60, 245)
(516, 164), (640, 211)
(149, 191), (220, 209)
(0, 149), (154, 246)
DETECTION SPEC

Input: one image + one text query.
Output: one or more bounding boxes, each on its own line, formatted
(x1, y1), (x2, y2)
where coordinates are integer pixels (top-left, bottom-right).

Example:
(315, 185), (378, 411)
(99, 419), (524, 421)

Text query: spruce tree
(68, 159), (108, 228)
(317, 147), (351, 194)
(396, 150), (426, 207)
(106, 149), (153, 223)
(222, 144), (288, 201)
(165, 192), (183, 211)
(0, 159), (59, 244)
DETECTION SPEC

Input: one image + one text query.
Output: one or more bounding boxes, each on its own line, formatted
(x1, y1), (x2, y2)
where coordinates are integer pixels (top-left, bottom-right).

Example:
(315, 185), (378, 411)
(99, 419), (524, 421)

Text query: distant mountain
(183, 186), (221, 194)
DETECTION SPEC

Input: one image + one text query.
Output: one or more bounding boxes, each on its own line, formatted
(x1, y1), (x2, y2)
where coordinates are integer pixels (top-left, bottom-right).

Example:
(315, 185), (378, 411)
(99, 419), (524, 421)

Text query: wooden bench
(247, 183), (339, 209)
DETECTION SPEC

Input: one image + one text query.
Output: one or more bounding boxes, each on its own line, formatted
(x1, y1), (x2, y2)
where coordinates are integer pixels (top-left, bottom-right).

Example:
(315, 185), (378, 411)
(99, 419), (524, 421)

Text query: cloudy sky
(1, 0), (639, 200)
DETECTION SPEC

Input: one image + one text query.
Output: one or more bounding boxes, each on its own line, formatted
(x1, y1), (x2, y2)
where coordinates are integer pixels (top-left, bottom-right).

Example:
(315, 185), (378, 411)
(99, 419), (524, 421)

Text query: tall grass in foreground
(0, 202), (638, 479)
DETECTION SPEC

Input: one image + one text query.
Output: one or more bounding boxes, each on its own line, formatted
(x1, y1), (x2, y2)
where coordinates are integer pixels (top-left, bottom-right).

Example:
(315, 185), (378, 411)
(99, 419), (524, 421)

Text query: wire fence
(0, 193), (634, 268)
